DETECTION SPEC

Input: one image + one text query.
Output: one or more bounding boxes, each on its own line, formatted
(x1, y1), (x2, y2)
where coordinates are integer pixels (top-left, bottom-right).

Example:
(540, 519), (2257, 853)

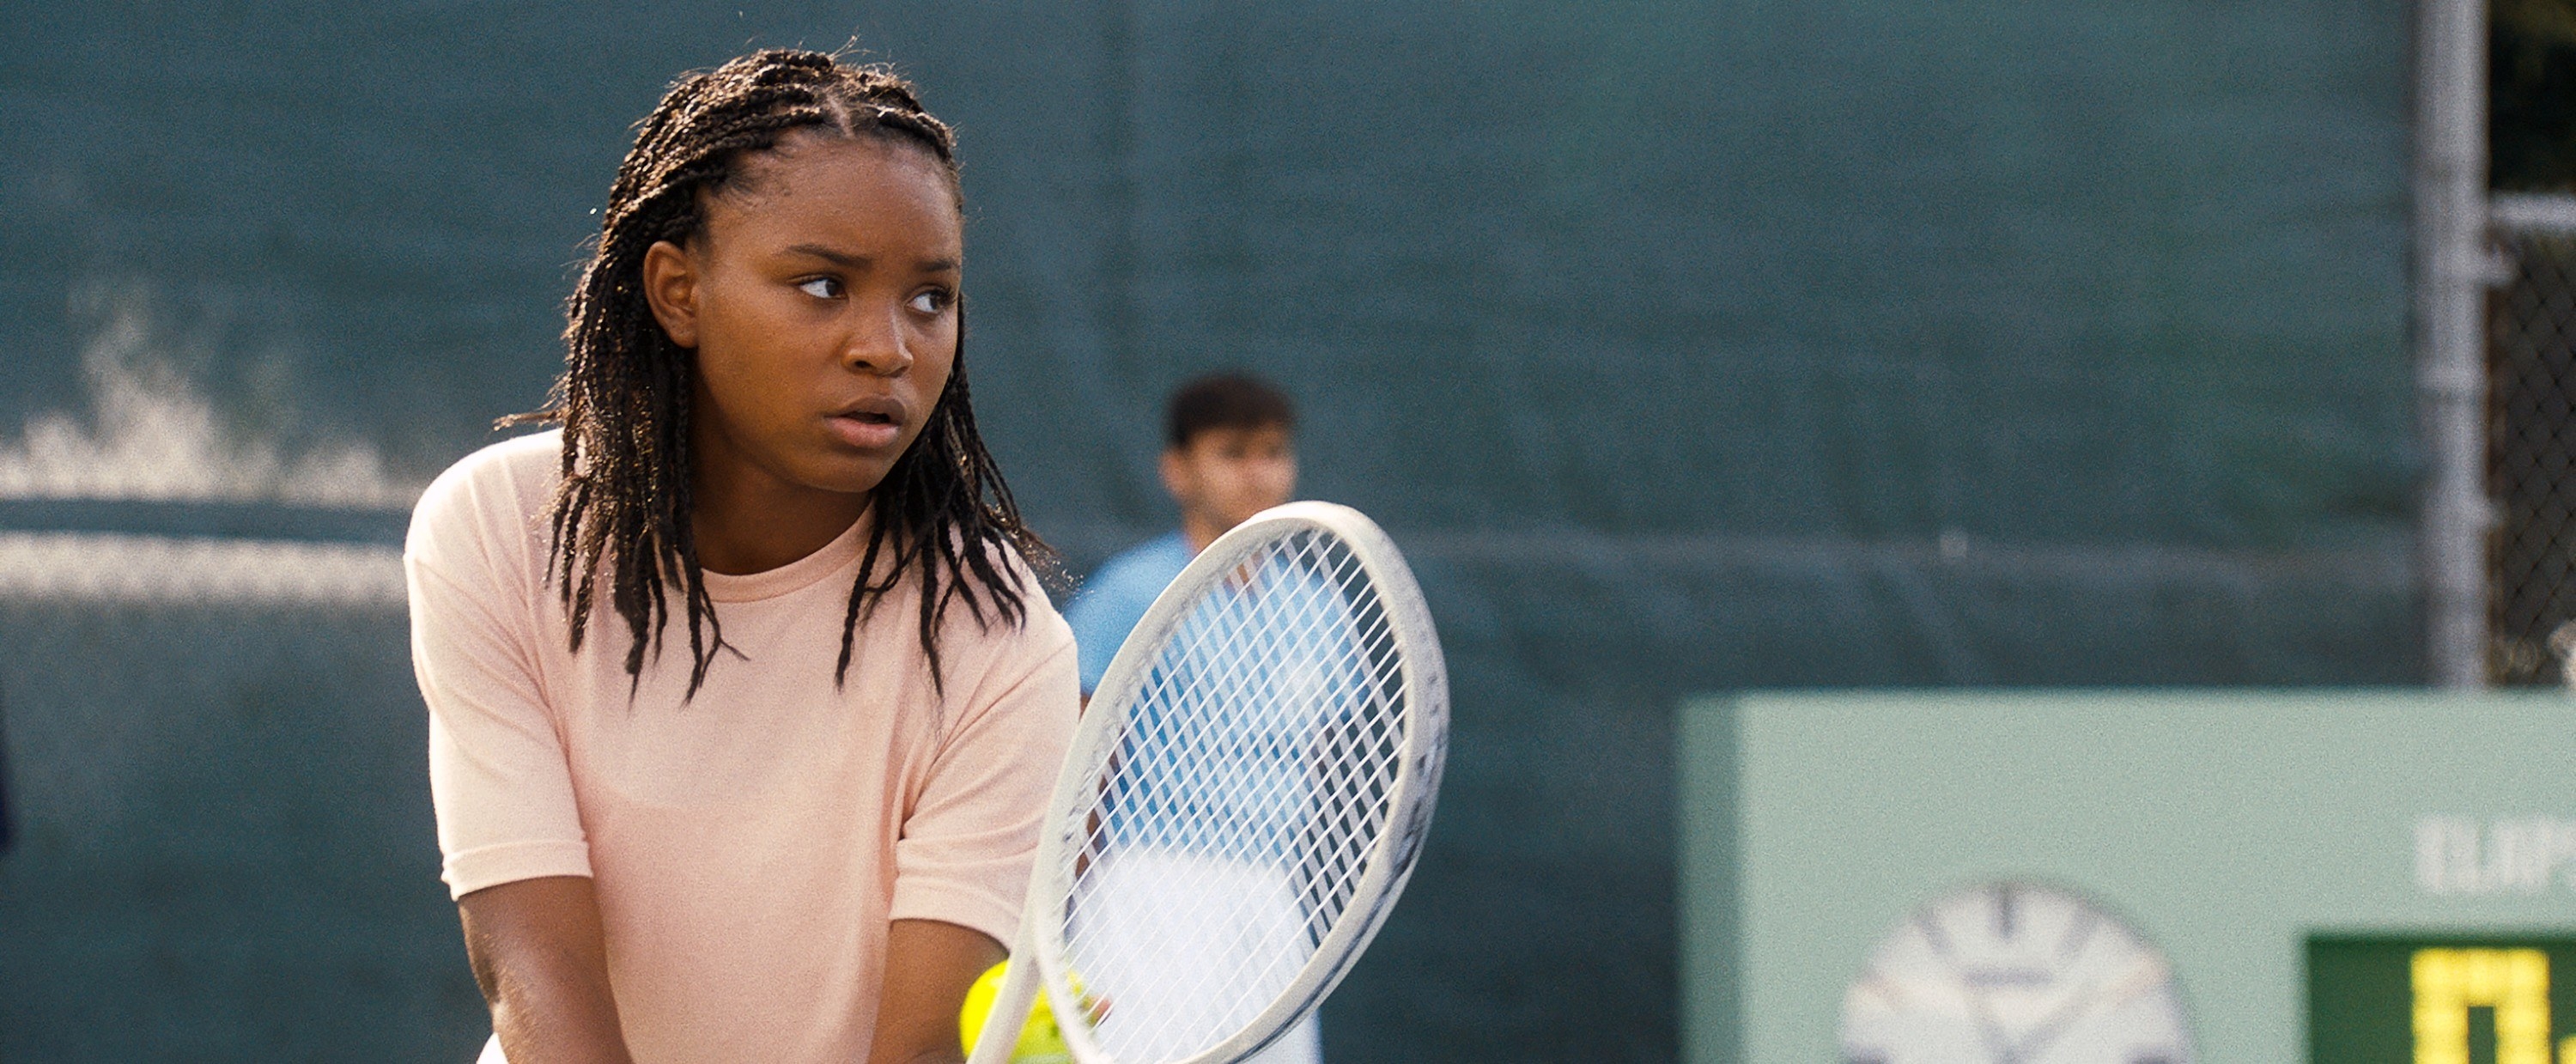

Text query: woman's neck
(691, 477), (871, 575)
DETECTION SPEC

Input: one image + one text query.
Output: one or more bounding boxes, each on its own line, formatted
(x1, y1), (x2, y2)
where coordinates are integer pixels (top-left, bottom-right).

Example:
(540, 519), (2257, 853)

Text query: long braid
(513, 49), (1058, 698)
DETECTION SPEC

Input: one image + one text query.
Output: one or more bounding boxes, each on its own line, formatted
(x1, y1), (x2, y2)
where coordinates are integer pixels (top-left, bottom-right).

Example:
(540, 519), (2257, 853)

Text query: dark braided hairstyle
(512, 49), (1056, 697)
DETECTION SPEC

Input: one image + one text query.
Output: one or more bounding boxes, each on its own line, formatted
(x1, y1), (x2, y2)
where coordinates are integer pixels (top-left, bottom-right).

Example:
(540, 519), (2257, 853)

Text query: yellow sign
(2410, 948), (2576, 1064)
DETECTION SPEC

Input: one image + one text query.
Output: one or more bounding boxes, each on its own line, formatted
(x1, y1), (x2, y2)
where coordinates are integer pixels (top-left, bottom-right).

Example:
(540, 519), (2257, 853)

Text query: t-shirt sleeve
(886, 611), (1080, 947)
(406, 459), (592, 900)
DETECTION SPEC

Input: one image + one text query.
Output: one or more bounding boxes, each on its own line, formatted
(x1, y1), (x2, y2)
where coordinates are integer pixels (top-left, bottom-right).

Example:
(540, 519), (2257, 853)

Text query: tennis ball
(958, 961), (1074, 1064)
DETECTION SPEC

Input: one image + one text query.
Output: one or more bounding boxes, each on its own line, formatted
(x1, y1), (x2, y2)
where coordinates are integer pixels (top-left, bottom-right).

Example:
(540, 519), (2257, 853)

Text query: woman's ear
(641, 240), (701, 349)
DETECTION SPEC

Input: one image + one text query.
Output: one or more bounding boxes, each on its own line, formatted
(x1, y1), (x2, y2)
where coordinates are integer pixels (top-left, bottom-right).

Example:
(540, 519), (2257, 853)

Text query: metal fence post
(2418, 0), (2490, 689)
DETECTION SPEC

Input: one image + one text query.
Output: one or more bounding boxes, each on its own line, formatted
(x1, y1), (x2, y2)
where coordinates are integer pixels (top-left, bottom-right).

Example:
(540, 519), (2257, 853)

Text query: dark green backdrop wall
(0, 0), (2417, 1060)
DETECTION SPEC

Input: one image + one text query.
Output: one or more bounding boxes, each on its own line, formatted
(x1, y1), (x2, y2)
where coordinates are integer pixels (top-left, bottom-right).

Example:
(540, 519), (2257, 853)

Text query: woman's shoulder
(415, 431), (561, 515)
(405, 429), (564, 570)
(922, 540), (1077, 721)
(934, 536), (1074, 654)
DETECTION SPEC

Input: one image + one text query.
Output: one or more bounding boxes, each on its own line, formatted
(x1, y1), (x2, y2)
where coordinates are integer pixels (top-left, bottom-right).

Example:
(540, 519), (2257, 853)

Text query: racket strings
(1055, 529), (1413, 1062)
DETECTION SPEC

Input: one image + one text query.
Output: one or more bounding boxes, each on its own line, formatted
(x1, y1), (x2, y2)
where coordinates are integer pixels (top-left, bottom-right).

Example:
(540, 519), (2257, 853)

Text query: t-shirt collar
(699, 507), (876, 604)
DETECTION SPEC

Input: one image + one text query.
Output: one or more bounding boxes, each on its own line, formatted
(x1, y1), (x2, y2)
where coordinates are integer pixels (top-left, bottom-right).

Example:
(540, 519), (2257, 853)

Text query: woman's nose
(841, 306), (914, 375)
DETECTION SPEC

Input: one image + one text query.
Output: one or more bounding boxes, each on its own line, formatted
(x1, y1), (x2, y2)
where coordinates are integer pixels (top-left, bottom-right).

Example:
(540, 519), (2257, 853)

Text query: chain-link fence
(2486, 194), (2576, 684)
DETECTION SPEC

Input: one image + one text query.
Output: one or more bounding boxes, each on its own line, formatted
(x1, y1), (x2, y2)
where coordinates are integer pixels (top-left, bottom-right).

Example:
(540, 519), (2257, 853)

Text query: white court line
(0, 531), (404, 608)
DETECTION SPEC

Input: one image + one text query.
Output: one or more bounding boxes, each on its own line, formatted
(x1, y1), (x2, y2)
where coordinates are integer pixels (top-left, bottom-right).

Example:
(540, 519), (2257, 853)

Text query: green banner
(2311, 937), (2576, 1064)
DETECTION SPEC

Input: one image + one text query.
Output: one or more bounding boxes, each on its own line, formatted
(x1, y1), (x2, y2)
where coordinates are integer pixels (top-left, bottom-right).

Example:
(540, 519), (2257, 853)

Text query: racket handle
(963, 932), (1041, 1064)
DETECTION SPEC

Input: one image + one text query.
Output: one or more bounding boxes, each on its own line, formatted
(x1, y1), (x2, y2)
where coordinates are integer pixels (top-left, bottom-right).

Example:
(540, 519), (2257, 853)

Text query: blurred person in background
(1067, 374), (1299, 697)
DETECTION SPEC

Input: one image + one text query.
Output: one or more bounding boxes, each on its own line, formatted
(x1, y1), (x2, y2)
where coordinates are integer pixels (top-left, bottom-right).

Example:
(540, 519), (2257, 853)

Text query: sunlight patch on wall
(0, 296), (421, 508)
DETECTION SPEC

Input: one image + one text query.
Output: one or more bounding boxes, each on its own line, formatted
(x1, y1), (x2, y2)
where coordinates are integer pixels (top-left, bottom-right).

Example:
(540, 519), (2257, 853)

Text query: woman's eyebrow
(785, 244), (869, 268)
(782, 245), (958, 274)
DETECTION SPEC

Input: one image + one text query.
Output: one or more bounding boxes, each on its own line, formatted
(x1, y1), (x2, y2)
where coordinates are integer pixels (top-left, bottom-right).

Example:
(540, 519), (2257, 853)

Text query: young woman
(404, 50), (1077, 1063)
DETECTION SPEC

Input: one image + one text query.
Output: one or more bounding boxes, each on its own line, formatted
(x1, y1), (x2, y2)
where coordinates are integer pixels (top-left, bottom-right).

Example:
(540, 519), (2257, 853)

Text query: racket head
(1024, 502), (1448, 1064)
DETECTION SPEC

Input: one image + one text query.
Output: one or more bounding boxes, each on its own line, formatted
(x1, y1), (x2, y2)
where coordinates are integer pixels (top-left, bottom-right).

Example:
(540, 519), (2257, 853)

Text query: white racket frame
(966, 502), (1448, 1064)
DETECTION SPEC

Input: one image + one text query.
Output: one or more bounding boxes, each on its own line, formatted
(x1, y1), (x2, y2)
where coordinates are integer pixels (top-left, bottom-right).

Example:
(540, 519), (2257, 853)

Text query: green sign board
(2310, 936), (2576, 1064)
(1682, 690), (2576, 1064)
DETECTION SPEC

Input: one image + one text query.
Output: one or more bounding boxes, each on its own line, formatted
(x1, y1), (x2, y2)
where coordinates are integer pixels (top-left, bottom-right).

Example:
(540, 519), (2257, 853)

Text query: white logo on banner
(2415, 815), (2576, 896)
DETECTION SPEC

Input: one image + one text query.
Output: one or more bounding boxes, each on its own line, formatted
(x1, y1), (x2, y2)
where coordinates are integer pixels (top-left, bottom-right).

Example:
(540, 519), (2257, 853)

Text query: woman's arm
(869, 919), (1007, 1064)
(458, 876), (635, 1064)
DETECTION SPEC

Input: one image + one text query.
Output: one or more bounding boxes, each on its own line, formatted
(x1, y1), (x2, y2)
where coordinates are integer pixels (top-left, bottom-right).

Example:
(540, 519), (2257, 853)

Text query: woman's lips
(827, 413), (902, 450)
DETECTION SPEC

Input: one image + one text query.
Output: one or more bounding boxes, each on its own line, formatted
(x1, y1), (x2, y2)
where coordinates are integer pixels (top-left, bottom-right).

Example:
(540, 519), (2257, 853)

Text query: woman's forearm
(871, 918), (1009, 1064)
(459, 876), (635, 1064)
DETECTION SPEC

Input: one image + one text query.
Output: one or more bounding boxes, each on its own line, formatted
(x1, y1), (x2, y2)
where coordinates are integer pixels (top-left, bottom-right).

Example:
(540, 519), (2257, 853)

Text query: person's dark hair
(1164, 373), (1297, 450)
(510, 48), (1054, 697)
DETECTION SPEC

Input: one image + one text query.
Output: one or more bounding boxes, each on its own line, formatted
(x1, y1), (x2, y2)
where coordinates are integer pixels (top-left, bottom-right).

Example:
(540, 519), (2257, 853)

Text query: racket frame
(968, 502), (1447, 1064)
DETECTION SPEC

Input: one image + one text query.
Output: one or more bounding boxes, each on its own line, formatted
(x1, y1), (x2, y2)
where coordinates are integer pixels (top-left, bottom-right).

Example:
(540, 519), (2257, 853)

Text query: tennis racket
(966, 502), (1448, 1064)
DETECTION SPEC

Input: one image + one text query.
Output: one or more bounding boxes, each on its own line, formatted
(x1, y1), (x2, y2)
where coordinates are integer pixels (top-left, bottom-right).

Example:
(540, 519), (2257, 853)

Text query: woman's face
(643, 132), (962, 506)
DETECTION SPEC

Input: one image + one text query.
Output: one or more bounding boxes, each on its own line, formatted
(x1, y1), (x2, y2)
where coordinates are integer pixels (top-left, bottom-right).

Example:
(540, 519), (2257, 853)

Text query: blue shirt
(1066, 531), (1196, 696)
(1072, 530), (1370, 858)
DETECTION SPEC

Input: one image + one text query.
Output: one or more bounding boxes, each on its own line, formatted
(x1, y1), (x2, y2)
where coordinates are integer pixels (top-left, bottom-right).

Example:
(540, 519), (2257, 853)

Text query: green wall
(0, 605), (481, 1058)
(0, 0), (2416, 1059)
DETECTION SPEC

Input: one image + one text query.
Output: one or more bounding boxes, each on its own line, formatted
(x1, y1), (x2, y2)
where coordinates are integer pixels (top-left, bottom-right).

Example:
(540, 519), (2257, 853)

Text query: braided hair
(513, 49), (1054, 697)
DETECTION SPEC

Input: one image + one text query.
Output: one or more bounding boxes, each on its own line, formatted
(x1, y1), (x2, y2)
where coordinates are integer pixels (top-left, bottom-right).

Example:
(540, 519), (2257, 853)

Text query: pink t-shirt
(404, 431), (1078, 1061)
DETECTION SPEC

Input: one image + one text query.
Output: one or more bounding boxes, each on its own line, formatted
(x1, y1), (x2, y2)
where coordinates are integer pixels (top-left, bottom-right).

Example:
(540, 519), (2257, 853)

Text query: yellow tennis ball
(958, 961), (1073, 1063)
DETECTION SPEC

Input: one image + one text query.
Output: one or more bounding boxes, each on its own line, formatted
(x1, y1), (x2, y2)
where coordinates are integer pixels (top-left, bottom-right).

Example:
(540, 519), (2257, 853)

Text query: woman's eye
(907, 289), (952, 315)
(797, 277), (841, 299)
